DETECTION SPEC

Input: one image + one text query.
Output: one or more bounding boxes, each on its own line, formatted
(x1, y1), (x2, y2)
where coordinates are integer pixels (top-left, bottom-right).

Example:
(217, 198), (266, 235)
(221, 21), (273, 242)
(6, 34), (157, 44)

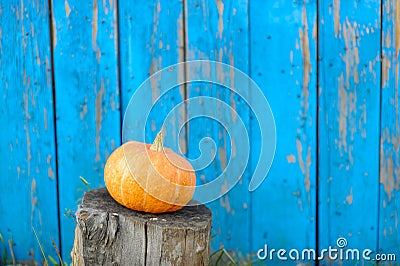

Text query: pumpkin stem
(150, 131), (164, 152)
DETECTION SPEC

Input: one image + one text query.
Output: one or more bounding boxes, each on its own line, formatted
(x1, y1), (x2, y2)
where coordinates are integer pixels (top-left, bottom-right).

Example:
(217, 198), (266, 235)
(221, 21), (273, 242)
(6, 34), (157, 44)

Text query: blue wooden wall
(0, 0), (399, 264)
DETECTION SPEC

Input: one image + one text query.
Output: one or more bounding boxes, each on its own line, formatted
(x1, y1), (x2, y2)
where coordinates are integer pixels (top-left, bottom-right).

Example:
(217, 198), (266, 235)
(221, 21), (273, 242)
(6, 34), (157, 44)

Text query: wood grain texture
(118, 0), (186, 150)
(1, 1), (399, 264)
(318, 0), (381, 262)
(51, 0), (121, 260)
(379, 0), (400, 261)
(71, 188), (211, 265)
(0, 0), (60, 263)
(184, 0), (251, 257)
(250, 0), (317, 255)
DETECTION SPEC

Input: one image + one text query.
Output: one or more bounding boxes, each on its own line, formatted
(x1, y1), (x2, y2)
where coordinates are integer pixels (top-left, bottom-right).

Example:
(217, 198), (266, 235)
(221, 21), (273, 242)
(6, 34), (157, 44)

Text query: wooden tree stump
(71, 188), (212, 266)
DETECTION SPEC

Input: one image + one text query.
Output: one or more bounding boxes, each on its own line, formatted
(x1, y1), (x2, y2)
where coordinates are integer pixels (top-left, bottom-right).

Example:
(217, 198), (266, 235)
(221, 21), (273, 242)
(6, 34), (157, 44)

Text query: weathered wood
(250, 0), (317, 252)
(184, 0), (252, 254)
(0, 0), (60, 262)
(380, 0), (400, 261)
(71, 188), (211, 266)
(318, 0), (381, 259)
(51, 0), (121, 259)
(119, 0), (186, 149)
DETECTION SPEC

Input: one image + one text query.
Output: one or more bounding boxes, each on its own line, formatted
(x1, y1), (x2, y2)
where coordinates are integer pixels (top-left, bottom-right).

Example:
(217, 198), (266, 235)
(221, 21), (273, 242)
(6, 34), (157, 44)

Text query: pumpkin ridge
(120, 159), (127, 207)
(142, 166), (151, 211)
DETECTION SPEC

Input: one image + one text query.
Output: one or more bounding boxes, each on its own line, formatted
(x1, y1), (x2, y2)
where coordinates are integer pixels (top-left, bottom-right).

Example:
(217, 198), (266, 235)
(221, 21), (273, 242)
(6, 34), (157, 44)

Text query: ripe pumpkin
(104, 131), (196, 213)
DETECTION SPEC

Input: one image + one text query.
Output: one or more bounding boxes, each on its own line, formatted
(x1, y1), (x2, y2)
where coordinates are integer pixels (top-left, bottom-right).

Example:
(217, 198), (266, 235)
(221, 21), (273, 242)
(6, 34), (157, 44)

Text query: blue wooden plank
(118, 0), (185, 150)
(318, 0), (381, 263)
(250, 0), (317, 261)
(0, 0), (60, 263)
(185, 0), (251, 259)
(379, 0), (400, 262)
(51, 0), (120, 260)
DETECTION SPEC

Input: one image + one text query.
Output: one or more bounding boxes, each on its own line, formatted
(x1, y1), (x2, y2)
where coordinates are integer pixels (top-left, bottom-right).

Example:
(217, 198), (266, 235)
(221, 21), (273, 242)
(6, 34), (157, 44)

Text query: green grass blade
(32, 226), (49, 266)
(48, 255), (58, 265)
(215, 251), (223, 265)
(0, 233), (6, 265)
(79, 176), (92, 190)
(222, 248), (236, 264)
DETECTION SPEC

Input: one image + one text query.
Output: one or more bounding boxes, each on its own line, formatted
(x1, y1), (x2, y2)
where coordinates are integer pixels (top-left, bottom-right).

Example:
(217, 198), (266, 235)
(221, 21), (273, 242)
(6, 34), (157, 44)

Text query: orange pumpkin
(104, 131), (196, 213)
